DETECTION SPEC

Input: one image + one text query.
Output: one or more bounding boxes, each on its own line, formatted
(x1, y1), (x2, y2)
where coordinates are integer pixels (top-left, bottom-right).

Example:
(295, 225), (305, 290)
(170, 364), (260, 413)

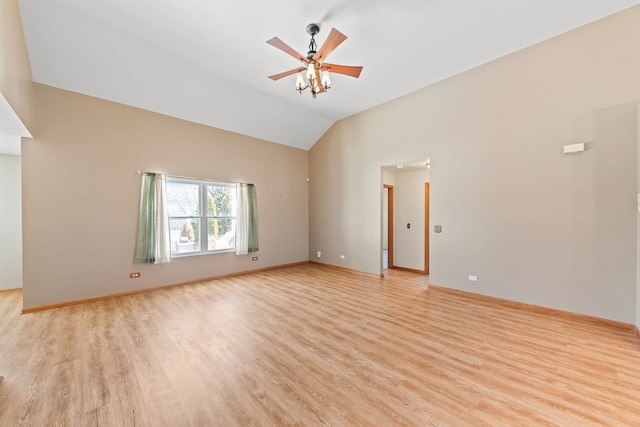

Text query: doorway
(381, 160), (430, 275)
(0, 92), (30, 292)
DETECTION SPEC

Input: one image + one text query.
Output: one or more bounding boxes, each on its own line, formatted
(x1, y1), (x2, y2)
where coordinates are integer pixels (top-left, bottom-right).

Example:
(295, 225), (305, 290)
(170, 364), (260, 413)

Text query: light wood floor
(1, 264), (640, 426)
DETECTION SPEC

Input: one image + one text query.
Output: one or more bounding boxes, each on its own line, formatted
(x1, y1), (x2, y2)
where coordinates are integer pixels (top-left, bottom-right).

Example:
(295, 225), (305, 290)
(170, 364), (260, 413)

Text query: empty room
(2, 0), (640, 425)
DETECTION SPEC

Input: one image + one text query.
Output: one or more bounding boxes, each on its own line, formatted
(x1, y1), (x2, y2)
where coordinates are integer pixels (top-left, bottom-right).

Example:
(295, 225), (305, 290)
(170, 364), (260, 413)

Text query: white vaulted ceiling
(17, 0), (640, 150)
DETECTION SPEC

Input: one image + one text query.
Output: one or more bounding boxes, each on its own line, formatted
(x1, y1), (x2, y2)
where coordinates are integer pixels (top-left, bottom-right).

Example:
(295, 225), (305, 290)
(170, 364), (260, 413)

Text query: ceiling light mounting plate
(306, 23), (320, 36)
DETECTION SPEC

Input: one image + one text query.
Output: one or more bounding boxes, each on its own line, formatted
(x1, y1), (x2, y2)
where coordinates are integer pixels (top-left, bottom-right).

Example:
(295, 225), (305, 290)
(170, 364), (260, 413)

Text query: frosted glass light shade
(307, 62), (316, 80)
(322, 70), (331, 87)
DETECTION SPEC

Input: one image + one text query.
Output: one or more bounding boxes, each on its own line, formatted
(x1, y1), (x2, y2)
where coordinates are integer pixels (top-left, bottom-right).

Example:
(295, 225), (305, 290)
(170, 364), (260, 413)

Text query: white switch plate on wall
(563, 142), (585, 154)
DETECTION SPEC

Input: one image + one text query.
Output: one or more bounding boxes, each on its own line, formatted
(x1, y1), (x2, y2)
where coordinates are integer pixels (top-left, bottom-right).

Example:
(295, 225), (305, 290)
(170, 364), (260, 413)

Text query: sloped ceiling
(17, 0), (640, 150)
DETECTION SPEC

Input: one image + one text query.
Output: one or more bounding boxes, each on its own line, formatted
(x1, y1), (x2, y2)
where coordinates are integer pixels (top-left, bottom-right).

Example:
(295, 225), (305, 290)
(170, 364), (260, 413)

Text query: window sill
(171, 249), (235, 259)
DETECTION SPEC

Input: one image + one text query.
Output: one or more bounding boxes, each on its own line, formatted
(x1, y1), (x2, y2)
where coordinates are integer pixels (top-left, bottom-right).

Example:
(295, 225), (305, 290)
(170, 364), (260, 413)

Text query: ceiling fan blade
(268, 67), (306, 81)
(313, 28), (347, 62)
(266, 37), (309, 63)
(322, 63), (363, 78)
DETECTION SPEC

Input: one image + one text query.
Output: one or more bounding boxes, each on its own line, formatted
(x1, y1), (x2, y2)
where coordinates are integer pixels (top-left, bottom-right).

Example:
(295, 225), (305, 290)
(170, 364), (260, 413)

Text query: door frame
(424, 182), (430, 274)
(384, 184), (394, 269)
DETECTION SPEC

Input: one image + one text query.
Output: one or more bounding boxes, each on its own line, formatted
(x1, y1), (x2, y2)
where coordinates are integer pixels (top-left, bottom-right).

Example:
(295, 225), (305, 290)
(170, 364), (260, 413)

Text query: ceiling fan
(266, 23), (363, 99)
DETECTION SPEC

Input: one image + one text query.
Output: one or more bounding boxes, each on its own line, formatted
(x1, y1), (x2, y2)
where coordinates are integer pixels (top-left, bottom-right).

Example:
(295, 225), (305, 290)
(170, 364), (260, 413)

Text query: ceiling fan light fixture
(267, 23), (363, 99)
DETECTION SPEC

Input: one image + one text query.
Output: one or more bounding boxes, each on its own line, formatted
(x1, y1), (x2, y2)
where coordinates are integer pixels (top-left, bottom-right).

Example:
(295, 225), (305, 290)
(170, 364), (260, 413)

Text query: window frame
(166, 177), (237, 257)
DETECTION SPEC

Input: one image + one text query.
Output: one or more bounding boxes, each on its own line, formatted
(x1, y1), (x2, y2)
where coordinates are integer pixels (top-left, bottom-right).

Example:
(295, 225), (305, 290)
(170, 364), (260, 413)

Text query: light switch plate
(563, 143), (585, 154)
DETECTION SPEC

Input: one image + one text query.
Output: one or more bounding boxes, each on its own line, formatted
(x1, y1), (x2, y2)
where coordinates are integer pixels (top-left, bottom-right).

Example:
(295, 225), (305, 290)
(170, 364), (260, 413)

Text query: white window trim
(167, 176), (237, 257)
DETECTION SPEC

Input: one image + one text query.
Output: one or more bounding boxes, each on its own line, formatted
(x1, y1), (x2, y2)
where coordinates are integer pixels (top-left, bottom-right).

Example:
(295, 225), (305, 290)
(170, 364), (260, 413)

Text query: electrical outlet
(252, 256), (259, 261)
(316, 251), (321, 258)
(468, 275), (477, 282)
(130, 272), (141, 278)
(340, 255), (346, 260)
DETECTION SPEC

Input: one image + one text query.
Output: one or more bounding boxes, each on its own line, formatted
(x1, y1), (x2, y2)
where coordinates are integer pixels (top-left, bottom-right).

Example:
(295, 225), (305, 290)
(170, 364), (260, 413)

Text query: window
(166, 178), (236, 256)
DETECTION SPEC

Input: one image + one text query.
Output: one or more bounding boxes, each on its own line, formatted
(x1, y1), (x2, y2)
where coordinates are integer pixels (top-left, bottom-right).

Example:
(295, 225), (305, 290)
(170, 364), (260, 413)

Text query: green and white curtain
(134, 172), (171, 264)
(236, 183), (259, 255)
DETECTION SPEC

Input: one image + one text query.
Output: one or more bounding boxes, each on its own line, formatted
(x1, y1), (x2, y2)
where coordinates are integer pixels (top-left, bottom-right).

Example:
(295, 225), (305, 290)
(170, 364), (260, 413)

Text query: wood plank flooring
(1, 263), (640, 426)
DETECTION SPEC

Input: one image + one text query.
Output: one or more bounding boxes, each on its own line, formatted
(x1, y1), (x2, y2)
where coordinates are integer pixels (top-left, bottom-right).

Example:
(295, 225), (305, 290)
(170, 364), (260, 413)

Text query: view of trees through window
(167, 179), (236, 255)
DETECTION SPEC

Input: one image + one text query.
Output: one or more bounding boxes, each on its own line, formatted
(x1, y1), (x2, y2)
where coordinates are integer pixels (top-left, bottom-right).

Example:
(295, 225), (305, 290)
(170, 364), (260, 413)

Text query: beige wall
(0, 154), (22, 290)
(22, 84), (309, 309)
(0, 0), (33, 130)
(309, 6), (640, 323)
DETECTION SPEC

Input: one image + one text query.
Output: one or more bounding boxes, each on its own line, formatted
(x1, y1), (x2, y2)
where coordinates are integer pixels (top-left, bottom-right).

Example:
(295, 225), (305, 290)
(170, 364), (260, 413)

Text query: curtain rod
(136, 171), (250, 186)
(137, 170), (203, 181)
